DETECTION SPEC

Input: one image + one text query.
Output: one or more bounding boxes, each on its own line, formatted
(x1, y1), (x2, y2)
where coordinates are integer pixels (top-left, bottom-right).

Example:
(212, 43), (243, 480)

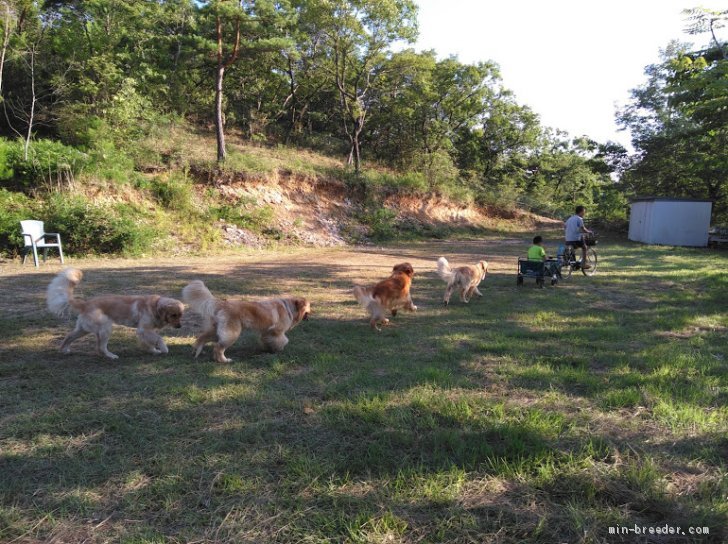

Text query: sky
(414, 0), (726, 149)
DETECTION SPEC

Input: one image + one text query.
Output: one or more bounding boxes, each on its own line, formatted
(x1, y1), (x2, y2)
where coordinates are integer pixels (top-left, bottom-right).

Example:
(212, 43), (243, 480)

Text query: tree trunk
(0, 1), (12, 96)
(709, 18), (726, 59)
(215, 64), (226, 162)
(353, 138), (361, 172)
(214, 8), (240, 164)
(24, 46), (36, 161)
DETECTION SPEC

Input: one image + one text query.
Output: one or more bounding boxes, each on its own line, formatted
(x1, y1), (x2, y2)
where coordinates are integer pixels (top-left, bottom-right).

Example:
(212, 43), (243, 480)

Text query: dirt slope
(207, 172), (561, 247)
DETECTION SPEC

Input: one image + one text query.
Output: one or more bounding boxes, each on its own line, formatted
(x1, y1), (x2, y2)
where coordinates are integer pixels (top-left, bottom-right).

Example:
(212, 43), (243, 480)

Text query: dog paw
(105, 353), (119, 360)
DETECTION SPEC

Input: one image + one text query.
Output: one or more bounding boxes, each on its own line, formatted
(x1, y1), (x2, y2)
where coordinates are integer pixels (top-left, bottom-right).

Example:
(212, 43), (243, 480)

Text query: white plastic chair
(20, 220), (65, 267)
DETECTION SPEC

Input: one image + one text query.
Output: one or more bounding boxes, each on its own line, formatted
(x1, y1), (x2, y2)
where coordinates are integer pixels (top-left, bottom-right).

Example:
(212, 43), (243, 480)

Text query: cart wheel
(517, 276), (524, 286)
(551, 278), (558, 286)
(536, 278), (544, 288)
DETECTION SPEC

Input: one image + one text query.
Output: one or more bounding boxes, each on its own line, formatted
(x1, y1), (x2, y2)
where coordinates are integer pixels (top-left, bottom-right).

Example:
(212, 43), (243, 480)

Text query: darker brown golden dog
(353, 262), (417, 330)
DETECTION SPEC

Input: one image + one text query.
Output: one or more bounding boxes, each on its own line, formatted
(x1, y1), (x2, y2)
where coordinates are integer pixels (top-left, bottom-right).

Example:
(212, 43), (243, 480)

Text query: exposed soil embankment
(195, 169), (561, 247)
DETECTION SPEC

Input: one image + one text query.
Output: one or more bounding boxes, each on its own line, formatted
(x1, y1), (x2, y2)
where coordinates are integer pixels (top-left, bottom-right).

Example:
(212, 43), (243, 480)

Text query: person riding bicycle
(564, 205), (593, 269)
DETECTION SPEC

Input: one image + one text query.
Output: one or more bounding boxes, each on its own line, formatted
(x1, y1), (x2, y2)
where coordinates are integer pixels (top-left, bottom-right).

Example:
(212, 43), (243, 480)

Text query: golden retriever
(182, 280), (311, 363)
(47, 268), (184, 359)
(353, 262), (417, 330)
(436, 257), (488, 304)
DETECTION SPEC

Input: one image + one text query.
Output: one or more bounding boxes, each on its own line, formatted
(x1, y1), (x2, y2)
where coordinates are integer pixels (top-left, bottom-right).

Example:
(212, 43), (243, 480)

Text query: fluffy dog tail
(47, 268), (85, 317)
(436, 257), (453, 282)
(352, 285), (374, 308)
(182, 280), (218, 318)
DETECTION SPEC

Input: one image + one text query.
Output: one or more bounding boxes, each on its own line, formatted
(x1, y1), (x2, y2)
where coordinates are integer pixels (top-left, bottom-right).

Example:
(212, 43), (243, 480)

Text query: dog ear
(294, 298), (310, 322)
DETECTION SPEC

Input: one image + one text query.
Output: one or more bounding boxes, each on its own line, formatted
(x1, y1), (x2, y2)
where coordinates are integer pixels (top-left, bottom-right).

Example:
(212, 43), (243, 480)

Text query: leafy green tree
(316, 0), (418, 171)
(618, 24), (727, 221)
(276, 0), (334, 143)
(475, 89), (541, 186)
(368, 51), (498, 190)
(198, 0), (292, 161)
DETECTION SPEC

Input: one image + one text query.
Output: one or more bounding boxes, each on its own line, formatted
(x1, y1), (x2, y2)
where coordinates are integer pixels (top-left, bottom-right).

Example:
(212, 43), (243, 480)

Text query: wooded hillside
(0, 2), (725, 255)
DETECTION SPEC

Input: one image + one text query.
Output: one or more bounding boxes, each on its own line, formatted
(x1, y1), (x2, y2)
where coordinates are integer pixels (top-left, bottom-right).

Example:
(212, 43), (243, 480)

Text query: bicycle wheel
(560, 254), (573, 279)
(582, 248), (598, 276)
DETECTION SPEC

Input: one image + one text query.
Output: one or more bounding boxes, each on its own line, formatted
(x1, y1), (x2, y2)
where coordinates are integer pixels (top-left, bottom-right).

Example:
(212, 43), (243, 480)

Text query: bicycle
(558, 233), (598, 279)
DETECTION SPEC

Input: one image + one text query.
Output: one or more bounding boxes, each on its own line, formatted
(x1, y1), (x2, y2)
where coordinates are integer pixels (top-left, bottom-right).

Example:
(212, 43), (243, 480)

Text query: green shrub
(361, 206), (398, 240)
(411, 149), (460, 190)
(0, 139), (14, 181)
(57, 79), (165, 175)
(149, 174), (194, 212)
(43, 194), (154, 255)
(395, 171), (429, 193)
(213, 203), (275, 232)
(56, 105), (105, 150)
(86, 140), (135, 183)
(0, 189), (37, 255)
(104, 78), (156, 141)
(112, 203), (157, 256)
(1, 139), (88, 189)
(438, 181), (475, 204)
(477, 183), (522, 212)
(344, 169), (429, 196)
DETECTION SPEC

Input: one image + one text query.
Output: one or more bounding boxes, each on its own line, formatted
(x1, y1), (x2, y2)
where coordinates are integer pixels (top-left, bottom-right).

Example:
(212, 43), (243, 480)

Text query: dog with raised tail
(182, 280), (310, 363)
(436, 257), (488, 305)
(353, 262), (417, 330)
(47, 268), (184, 359)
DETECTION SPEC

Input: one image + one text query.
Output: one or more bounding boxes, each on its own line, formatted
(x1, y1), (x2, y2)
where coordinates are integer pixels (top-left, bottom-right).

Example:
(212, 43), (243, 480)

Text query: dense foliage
(618, 8), (727, 222)
(0, 2), (725, 255)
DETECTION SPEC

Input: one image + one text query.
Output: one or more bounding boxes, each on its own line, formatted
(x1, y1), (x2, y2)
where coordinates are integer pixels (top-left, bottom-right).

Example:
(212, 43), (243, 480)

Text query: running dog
(436, 256), (488, 304)
(47, 268), (184, 359)
(353, 262), (417, 330)
(182, 280), (310, 363)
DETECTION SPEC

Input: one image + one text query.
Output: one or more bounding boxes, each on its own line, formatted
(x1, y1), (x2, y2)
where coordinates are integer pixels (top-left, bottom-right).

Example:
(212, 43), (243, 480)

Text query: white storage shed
(628, 198), (713, 247)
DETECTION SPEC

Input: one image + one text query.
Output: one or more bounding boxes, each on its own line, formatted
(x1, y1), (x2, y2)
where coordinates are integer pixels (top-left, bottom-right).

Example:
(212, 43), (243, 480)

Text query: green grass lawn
(1, 235), (726, 543)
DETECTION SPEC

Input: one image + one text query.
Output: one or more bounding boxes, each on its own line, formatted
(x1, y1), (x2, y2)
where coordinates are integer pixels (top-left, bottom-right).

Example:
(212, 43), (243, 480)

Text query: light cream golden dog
(47, 268), (184, 359)
(353, 262), (417, 330)
(436, 257), (488, 304)
(182, 280), (311, 363)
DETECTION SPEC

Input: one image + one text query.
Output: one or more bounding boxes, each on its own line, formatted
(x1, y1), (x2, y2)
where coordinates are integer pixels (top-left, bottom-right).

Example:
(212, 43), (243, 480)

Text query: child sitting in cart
(528, 236), (560, 278)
